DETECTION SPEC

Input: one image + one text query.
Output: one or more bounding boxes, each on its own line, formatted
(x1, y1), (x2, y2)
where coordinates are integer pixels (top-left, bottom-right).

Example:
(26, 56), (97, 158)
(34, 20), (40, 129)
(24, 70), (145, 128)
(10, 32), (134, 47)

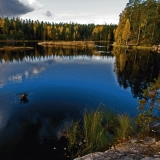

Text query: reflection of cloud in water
(33, 68), (39, 74)
(0, 80), (4, 88)
(0, 55), (113, 89)
(8, 74), (22, 83)
(32, 67), (45, 75)
(23, 55), (113, 64)
(25, 71), (29, 78)
(52, 55), (115, 64)
(0, 63), (46, 88)
(93, 56), (101, 60)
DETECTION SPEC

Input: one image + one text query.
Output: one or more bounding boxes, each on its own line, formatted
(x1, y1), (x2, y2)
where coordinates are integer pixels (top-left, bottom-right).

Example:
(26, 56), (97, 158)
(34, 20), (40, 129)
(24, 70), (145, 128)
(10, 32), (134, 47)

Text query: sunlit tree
(122, 19), (131, 45)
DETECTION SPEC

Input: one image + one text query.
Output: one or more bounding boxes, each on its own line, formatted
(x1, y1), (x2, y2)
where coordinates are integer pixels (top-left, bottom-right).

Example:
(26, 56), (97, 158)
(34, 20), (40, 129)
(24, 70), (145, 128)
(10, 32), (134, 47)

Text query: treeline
(115, 0), (160, 46)
(0, 17), (116, 41)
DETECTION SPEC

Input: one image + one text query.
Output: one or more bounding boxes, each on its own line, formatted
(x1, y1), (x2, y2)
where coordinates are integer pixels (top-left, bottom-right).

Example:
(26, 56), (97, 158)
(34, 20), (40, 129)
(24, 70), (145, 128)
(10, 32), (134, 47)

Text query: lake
(0, 42), (159, 159)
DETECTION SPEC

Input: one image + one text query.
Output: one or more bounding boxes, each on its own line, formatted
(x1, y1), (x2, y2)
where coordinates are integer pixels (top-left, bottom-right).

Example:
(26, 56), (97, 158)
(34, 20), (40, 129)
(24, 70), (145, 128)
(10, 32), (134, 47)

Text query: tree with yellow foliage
(122, 19), (131, 45)
(0, 17), (4, 34)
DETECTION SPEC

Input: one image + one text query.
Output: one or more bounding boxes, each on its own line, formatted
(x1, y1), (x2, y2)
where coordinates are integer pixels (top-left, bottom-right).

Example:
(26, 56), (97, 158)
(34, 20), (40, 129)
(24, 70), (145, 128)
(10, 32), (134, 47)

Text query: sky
(0, 0), (129, 24)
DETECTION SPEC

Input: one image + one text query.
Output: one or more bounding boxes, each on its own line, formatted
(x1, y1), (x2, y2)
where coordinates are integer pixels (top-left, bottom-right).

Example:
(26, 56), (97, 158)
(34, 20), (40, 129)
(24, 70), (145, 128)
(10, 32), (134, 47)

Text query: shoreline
(38, 41), (96, 48)
(1, 40), (159, 52)
(0, 46), (34, 51)
(111, 43), (160, 53)
(112, 43), (153, 50)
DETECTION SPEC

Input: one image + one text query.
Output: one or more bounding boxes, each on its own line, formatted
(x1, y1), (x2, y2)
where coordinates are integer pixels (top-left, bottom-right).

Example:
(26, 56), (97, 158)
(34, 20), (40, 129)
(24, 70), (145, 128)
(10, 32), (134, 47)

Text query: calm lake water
(0, 42), (159, 159)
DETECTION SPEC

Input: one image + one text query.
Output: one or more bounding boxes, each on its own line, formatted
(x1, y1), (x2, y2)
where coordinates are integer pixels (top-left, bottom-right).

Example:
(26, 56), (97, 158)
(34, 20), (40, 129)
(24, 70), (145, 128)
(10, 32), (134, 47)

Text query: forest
(0, 0), (160, 46)
(0, 17), (116, 41)
(115, 0), (160, 46)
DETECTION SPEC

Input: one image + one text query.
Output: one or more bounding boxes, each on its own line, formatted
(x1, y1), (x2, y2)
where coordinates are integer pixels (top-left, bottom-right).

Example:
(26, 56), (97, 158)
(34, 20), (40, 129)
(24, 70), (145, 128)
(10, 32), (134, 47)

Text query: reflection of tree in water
(0, 116), (70, 159)
(0, 44), (114, 62)
(113, 47), (160, 98)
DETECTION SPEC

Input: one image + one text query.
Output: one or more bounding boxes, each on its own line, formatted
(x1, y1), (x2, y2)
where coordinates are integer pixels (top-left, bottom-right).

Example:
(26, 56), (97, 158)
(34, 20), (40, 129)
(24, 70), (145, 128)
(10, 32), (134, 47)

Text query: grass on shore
(65, 106), (134, 158)
(112, 42), (152, 50)
(38, 41), (95, 48)
(0, 46), (34, 51)
(65, 77), (160, 158)
(115, 115), (133, 141)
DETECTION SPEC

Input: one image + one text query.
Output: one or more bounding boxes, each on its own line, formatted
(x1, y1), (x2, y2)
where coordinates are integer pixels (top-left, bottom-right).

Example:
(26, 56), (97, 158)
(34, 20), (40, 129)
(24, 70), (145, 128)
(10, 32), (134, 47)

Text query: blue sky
(0, 0), (129, 24)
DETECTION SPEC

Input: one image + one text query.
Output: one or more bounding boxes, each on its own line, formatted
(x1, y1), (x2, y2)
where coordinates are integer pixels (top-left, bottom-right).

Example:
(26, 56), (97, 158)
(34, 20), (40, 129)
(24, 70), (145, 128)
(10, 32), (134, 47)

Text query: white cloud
(20, 0), (129, 24)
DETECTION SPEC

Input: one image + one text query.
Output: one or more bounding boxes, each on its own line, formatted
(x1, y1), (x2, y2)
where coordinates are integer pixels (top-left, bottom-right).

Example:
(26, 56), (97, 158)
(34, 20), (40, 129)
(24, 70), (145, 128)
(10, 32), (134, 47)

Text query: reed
(83, 109), (109, 153)
(115, 115), (133, 141)
(65, 107), (111, 157)
(0, 46), (34, 51)
(65, 121), (81, 151)
(38, 41), (95, 48)
(65, 107), (134, 158)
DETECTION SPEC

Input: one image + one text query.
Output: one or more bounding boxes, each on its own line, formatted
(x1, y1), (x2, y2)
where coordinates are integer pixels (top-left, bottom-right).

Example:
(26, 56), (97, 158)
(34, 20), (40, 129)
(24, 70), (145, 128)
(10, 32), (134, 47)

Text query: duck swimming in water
(19, 93), (28, 102)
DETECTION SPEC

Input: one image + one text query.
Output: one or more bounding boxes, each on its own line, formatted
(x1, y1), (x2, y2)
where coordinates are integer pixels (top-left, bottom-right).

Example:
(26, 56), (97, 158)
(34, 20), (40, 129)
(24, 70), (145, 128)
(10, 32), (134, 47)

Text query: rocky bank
(74, 137), (160, 160)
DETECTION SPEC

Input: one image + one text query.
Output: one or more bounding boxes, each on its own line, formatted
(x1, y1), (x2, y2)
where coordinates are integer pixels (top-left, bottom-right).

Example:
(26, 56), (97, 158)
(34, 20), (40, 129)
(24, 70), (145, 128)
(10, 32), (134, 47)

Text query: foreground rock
(74, 137), (160, 160)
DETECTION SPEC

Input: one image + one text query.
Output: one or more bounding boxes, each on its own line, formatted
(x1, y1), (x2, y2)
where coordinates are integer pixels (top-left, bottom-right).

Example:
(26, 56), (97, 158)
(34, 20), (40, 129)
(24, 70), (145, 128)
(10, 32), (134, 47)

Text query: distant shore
(38, 41), (96, 48)
(111, 42), (159, 51)
(0, 46), (34, 51)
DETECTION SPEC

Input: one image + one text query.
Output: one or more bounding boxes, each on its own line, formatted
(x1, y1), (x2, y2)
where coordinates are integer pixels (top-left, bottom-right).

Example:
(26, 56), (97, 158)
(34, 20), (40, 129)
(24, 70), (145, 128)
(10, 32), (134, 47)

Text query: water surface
(1, 43), (159, 159)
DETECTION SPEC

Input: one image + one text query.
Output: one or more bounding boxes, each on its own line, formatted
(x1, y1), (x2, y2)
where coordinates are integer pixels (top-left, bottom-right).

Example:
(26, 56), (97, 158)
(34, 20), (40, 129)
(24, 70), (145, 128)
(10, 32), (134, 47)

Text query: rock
(151, 123), (160, 133)
(141, 158), (160, 160)
(74, 151), (143, 160)
(156, 141), (160, 145)
(141, 158), (154, 160)
(74, 136), (160, 160)
(143, 137), (156, 145)
(130, 137), (143, 143)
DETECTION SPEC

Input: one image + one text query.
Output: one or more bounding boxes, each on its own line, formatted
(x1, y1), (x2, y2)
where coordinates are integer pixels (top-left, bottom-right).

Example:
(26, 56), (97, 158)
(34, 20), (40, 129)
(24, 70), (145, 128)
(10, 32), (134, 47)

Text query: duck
(19, 93), (28, 101)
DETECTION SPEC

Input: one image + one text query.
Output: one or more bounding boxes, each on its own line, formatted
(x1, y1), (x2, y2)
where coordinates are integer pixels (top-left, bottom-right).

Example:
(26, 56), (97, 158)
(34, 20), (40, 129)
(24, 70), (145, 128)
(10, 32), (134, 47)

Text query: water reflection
(0, 44), (120, 140)
(0, 43), (158, 159)
(0, 44), (114, 63)
(0, 61), (47, 89)
(113, 47), (160, 98)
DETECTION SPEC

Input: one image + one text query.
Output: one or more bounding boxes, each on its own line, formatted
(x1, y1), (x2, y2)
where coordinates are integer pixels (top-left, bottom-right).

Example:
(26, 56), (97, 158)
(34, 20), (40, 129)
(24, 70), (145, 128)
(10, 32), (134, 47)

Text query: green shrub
(137, 77), (160, 132)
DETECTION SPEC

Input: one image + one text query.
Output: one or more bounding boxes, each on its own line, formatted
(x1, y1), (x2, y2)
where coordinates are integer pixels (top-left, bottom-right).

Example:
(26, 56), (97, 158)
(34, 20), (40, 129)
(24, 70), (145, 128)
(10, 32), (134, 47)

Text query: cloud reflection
(0, 63), (46, 89)
(32, 67), (45, 75)
(25, 71), (29, 78)
(0, 55), (114, 89)
(8, 74), (23, 83)
(0, 80), (4, 88)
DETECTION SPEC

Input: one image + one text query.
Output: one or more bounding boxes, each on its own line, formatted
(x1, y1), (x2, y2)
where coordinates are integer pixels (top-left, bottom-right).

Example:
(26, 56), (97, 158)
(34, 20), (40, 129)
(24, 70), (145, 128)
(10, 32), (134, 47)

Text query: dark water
(0, 42), (160, 159)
